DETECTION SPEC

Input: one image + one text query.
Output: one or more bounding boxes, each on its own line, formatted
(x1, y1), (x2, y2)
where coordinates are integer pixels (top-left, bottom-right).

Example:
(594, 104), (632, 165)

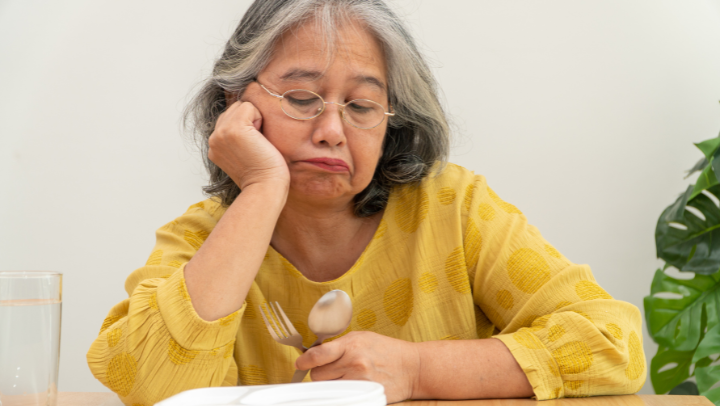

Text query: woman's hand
(295, 331), (420, 403)
(208, 100), (290, 189)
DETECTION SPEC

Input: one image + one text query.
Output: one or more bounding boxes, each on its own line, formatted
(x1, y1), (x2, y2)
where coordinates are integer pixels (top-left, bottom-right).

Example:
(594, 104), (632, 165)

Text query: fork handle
(291, 368), (309, 383)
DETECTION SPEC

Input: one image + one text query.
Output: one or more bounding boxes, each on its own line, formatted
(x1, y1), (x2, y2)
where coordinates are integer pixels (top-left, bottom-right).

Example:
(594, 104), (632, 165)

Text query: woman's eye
(347, 102), (374, 114)
(286, 96), (320, 106)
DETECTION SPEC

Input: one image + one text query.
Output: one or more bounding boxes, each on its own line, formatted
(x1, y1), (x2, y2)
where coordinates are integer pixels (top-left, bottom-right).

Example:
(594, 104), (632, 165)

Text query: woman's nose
(311, 103), (347, 147)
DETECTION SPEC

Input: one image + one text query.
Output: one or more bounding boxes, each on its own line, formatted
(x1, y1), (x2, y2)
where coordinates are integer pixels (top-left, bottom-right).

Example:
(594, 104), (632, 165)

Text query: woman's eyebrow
(279, 69), (386, 92)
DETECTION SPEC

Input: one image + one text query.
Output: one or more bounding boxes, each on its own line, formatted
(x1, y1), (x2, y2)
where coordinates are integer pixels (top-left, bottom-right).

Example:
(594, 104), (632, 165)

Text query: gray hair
(184, 0), (450, 217)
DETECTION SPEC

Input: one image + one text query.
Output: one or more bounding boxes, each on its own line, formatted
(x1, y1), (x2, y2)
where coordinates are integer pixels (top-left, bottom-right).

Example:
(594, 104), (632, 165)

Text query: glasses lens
(344, 99), (385, 129)
(281, 90), (324, 119)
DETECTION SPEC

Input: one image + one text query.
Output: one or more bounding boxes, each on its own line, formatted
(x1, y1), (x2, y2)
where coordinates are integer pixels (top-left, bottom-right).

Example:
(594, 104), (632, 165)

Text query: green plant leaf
(690, 164), (719, 201)
(669, 381), (699, 395)
(656, 184), (720, 274)
(686, 158), (709, 179)
(692, 323), (720, 363)
(695, 137), (720, 160)
(650, 345), (695, 394)
(696, 363), (720, 405)
(644, 268), (720, 350)
(692, 324), (720, 404)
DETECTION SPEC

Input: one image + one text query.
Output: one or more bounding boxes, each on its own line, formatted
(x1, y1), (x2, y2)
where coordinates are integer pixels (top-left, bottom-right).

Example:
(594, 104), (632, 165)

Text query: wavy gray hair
(184, 0), (450, 217)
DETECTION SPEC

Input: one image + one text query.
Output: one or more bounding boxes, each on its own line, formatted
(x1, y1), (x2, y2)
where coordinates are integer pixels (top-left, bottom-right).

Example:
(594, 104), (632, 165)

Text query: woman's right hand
(208, 100), (290, 189)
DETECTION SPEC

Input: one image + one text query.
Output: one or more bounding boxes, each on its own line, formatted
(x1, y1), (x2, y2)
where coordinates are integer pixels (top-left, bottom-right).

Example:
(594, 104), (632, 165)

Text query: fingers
(295, 340), (345, 371)
(222, 101), (263, 132)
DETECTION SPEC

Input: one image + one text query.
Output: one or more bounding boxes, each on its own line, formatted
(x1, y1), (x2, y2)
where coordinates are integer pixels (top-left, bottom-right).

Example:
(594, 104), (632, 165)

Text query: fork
(259, 302), (310, 383)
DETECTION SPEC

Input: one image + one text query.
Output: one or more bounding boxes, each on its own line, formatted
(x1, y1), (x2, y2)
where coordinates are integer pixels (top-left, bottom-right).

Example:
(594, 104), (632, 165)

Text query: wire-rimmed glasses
(258, 82), (394, 130)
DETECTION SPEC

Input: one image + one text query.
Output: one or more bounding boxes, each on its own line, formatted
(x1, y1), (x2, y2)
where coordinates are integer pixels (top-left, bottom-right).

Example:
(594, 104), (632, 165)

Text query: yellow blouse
(87, 163), (646, 405)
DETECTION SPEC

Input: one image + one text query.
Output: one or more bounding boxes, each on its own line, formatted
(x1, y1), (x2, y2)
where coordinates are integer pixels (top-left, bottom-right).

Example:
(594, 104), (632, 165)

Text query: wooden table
(54, 392), (713, 406)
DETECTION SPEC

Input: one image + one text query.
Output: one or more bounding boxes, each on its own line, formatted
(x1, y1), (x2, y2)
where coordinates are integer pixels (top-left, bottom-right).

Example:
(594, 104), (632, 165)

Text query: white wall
(2, 0), (720, 395)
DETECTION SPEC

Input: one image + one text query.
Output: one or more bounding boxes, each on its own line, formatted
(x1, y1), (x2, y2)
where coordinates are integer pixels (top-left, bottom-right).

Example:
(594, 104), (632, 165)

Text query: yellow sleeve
(86, 199), (242, 406)
(463, 175), (646, 399)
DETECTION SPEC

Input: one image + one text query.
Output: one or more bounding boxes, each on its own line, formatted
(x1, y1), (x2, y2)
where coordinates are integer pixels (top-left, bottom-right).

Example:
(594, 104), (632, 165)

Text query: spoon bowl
(307, 290), (353, 347)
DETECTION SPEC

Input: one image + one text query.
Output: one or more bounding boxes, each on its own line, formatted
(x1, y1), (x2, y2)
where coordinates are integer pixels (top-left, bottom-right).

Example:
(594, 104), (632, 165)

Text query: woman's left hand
(295, 331), (420, 403)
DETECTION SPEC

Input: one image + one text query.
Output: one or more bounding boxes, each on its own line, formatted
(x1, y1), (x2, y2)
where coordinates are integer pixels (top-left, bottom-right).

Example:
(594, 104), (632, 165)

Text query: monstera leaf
(644, 267), (720, 351)
(692, 324), (720, 405)
(649, 345), (696, 394)
(656, 184), (720, 274)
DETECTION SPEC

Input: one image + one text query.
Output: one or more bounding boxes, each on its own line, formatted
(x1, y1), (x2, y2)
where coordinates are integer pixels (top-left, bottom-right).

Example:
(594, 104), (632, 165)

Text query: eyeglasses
(257, 82), (395, 130)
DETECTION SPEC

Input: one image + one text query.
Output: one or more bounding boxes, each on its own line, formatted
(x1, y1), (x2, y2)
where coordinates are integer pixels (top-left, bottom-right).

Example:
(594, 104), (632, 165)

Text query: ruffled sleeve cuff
(494, 332), (565, 400)
(155, 265), (244, 350)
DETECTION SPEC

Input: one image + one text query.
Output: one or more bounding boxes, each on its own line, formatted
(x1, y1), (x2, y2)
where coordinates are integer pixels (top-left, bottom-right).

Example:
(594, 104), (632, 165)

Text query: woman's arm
(296, 332), (532, 403)
(412, 338), (533, 399)
(184, 100), (290, 321)
(184, 181), (287, 321)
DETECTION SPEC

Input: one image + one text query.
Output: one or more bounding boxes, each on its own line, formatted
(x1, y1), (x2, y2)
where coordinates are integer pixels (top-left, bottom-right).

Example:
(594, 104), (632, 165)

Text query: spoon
(291, 289), (353, 383)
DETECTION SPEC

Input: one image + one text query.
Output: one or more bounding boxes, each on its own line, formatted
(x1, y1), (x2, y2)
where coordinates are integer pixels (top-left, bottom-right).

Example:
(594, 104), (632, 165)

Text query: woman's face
(240, 19), (389, 209)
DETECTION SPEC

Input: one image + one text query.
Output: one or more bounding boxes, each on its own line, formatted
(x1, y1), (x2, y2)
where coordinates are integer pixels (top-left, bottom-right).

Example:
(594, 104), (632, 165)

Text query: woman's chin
(288, 177), (359, 206)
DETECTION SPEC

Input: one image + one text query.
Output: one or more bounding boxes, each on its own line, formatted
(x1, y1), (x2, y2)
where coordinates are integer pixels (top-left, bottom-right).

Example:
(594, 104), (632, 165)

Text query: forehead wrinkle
(352, 75), (386, 92)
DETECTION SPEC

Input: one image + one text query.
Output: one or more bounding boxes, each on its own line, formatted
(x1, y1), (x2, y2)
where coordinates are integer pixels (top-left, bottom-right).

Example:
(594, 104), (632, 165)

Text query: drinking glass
(0, 272), (63, 406)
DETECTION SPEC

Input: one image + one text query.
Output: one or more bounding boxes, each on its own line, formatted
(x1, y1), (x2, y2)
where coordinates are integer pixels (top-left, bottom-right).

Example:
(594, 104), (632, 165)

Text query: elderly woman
(87, 0), (646, 404)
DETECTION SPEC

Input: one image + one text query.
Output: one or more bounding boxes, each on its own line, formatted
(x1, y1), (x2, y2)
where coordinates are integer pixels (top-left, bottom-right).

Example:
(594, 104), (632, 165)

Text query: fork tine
(259, 304), (282, 340)
(269, 302), (289, 337)
(274, 302), (301, 337)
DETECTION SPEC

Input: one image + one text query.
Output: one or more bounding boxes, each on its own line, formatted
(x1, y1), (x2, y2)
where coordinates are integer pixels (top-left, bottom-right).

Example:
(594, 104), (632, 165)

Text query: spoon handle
(291, 368), (309, 383)
(292, 339), (324, 383)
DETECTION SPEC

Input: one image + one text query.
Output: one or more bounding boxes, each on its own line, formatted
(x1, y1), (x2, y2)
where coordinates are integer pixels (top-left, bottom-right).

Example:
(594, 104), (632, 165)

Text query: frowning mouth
(300, 158), (350, 172)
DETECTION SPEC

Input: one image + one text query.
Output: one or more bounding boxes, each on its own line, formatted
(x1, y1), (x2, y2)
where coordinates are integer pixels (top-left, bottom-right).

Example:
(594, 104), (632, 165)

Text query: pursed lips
(299, 158), (350, 172)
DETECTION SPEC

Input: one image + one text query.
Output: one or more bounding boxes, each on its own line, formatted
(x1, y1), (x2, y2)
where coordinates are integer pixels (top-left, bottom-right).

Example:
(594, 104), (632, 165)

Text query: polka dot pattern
(463, 184), (475, 212)
(107, 328), (122, 347)
(167, 260), (182, 268)
(100, 315), (123, 335)
(548, 325), (566, 342)
(148, 292), (158, 310)
(244, 297), (256, 319)
(606, 323), (623, 340)
(547, 360), (561, 377)
(530, 314), (552, 331)
(495, 289), (514, 310)
(356, 309), (377, 330)
(514, 329), (544, 349)
(487, 187), (522, 214)
(520, 314), (540, 329)
(383, 278), (414, 326)
(146, 250), (163, 266)
(575, 281), (613, 301)
(544, 244), (562, 259)
(464, 219), (483, 271)
(552, 387), (562, 398)
(394, 185), (429, 233)
(107, 353), (137, 397)
(184, 230), (210, 250)
(168, 338), (198, 365)
(419, 272), (439, 293)
(445, 247), (471, 294)
(219, 312), (238, 327)
(188, 201), (205, 211)
(437, 187), (457, 205)
(565, 381), (584, 391)
(555, 301), (573, 311)
(223, 340), (234, 359)
(625, 331), (644, 380)
(552, 341), (594, 374)
(507, 248), (551, 294)
(572, 310), (593, 322)
(239, 365), (269, 385)
(373, 220), (387, 240)
(478, 203), (496, 221)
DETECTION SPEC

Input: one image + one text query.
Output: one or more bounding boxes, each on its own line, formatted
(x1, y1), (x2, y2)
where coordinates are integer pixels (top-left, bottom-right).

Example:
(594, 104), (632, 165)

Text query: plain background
(2, 0), (720, 395)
